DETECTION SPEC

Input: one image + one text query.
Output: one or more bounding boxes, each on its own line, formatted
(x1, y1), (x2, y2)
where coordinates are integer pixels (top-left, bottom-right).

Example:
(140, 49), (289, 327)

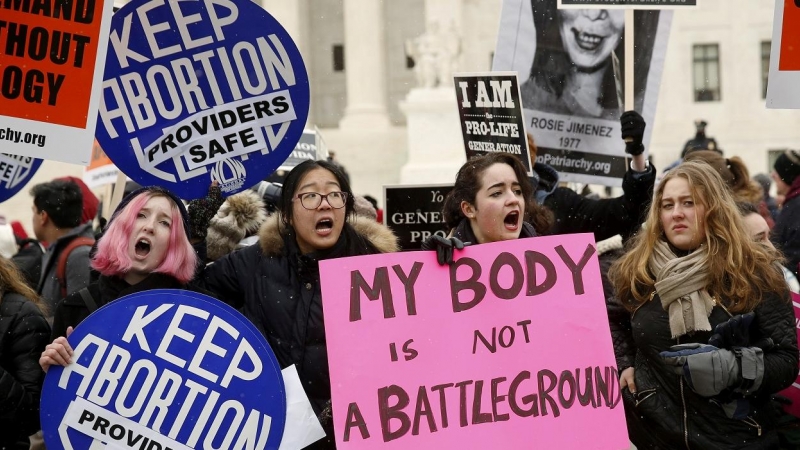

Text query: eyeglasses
(295, 191), (348, 210)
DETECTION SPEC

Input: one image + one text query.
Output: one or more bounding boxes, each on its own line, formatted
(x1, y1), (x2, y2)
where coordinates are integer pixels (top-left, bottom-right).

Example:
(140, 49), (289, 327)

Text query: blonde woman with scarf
(608, 161), (798, 449)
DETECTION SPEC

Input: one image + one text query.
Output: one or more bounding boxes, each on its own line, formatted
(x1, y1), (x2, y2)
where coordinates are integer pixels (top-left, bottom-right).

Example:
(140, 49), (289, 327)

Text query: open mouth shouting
(134, 238), (151, 258)
(571, 28), (606, 52)
(315, 217), (334, 237)
(504, 210), (520, 231)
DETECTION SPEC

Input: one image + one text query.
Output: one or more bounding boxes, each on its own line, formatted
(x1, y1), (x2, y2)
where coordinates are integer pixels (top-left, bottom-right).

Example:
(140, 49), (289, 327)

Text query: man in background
(30, 179), (94, 319)
(681, 120), (720, 157)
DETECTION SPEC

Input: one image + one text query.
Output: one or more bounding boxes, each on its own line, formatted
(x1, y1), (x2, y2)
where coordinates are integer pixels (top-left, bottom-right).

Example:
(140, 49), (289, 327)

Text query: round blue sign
(0, 154), (42, 203)
(41, 289), (287, 450)
(96, 0), (310, 199)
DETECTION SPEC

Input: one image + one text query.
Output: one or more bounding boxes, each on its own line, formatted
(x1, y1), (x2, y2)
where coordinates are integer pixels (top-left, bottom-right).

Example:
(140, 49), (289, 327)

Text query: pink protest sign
(319, 233), (628, 449)
(778, 292), (800, 417)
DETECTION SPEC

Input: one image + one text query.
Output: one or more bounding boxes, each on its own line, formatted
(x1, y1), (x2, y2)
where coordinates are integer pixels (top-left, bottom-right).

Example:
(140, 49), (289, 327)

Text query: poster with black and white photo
(558, 0), (697, 9)
(493, 0), (672, 186)
(454, 73), (532, 176)
(384, 184), (453, 250)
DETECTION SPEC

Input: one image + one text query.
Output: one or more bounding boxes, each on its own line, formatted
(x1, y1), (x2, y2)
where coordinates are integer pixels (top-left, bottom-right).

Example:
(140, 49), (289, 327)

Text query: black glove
(620, 110), (646, 156)
(709, 313), (754, 349)
(318, 400), (333, 427)
(708, 312), (774, 351)
(426, 236), (467, 266)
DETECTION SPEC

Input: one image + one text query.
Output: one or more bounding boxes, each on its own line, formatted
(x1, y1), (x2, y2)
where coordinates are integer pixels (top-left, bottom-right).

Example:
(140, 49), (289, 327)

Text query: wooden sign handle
(625, 9), (635, 113)
(625, 10), (646, 171)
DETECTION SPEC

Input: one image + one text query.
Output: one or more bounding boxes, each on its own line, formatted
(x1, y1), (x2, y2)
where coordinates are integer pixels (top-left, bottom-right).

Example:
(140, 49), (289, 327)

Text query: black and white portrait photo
(493, 0), (671, 185)
(520, 3), (661, 120)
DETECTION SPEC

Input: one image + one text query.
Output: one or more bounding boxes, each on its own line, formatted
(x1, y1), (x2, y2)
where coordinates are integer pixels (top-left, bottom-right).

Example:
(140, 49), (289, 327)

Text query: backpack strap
(57, 236), (95, 299)
(78, 287), (98, 313)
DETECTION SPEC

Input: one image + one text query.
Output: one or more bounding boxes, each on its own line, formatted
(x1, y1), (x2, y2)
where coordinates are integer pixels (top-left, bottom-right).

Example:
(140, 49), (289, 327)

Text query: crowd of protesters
(2, 109), (800, 449)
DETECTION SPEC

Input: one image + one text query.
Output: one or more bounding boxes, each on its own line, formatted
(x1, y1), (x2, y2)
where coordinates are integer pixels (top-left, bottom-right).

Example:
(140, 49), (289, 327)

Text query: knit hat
(353, 195), (377, 220)
(109, 186), (192, 240)
(774, 150), (800, 185)
(206, 190), (267, 261)
(753, 173), (771, 196)
(57, 176), (99, 225)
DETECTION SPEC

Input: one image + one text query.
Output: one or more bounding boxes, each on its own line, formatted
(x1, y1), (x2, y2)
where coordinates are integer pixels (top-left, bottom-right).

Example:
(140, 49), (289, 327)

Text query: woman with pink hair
(39, 187), (197, 371)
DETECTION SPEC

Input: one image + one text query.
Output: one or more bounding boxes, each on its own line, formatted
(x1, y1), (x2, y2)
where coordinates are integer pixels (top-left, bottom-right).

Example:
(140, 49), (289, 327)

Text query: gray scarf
(648, 241), (715, 338)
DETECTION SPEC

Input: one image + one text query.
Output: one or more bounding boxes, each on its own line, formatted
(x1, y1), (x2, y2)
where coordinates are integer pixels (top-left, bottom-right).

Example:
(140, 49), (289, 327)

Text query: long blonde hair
(0, 256), (47, 315)
(609, 161), (786, 313)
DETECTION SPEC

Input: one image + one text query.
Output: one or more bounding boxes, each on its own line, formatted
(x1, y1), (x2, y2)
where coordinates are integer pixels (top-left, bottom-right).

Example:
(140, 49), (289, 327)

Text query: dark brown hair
(442, 153), (553, 234)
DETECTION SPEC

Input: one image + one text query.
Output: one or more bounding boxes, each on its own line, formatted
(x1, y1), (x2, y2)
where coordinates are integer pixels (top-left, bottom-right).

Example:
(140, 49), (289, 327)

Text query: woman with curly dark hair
(424, 140), (656, 264)
(422, 153), (553, 263)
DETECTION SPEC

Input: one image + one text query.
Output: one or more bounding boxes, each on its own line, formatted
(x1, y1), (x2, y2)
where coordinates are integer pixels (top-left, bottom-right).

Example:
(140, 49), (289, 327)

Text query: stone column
(260, 0), (313, 126)
(338, 0), (392, 130)
(260, 0), (310, 59)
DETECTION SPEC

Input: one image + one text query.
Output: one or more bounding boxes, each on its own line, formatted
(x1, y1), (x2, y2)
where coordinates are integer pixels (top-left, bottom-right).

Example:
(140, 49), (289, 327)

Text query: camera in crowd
(251, 180), (283, 214)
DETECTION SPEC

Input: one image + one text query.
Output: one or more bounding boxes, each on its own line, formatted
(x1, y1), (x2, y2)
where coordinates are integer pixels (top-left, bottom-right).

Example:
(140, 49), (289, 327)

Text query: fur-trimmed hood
(206, 190), (268, 261)
(258, 213), (399, 256)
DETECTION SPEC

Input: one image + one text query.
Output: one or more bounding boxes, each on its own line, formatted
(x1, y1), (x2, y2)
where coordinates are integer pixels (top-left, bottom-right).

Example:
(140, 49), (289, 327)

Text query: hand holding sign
(422, 235), (469, 265)
(620, 111), (646, 156)
(39, 327), (75, 373)
(41, 289), (287, 450)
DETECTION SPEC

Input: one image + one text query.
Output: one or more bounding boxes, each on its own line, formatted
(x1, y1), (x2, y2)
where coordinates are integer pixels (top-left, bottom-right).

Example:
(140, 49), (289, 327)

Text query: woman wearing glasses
(201, 160), (398, 449)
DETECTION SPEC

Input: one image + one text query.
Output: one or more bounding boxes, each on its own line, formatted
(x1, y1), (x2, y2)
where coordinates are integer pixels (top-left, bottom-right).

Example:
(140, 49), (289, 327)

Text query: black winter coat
(201, 215), (398, 449)
(609, 289), (798, 449)
(0, 293), (49, 450)
(536, 162), (656, 240)
(773, 194), (800, 278)
(11, 239), (43, 290)
(50, 273), (188, 341)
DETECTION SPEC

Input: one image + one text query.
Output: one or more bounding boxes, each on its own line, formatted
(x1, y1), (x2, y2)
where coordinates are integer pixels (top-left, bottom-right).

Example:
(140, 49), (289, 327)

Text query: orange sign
(83, 139), (121, 188)
(88, 140), (112, 170)
(0, 0), (104, 128)
(780, 0), (800, 71)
